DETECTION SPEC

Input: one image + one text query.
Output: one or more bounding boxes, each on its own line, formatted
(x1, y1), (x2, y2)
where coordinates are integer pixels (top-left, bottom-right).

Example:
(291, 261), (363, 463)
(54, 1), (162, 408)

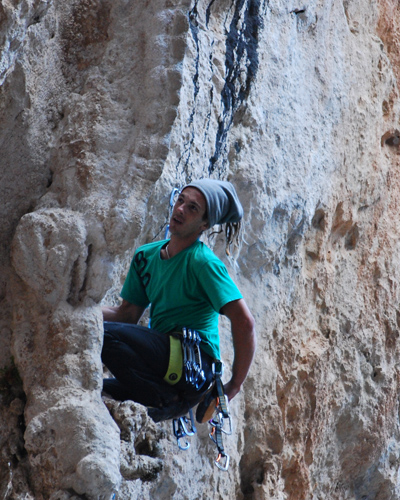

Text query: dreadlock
(208, 221), (242, 258)
(225, 221), (242, 256)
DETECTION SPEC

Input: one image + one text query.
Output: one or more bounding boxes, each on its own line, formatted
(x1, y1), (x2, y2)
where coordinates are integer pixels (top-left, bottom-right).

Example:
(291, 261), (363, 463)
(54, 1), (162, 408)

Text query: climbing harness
(164, 327), (207, 388)
(171, 357), (233, 471)
(163, 335), (183, 385)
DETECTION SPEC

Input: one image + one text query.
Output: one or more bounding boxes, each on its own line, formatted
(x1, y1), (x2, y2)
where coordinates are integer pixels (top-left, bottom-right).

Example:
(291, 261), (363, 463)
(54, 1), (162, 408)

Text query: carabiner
(173, 419), (191, 450)
(165, 187), (181, 238)
(179, 416), (196, 437)
(215, 452), (230, 471)
(169, 187), (180, 207)
(211, 415), (232, 435)
(221, 417), (233, 435)
(177, 437), (190, 450)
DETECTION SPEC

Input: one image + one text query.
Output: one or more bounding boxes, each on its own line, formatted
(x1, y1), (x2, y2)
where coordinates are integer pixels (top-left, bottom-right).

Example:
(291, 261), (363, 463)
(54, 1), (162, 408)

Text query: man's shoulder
(190, 241), (224, 267)
(135, 240), (165, 254)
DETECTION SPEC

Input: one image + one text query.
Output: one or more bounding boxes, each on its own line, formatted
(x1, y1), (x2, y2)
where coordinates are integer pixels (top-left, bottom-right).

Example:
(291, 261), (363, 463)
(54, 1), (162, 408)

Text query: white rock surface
(1, 0), (400, 498)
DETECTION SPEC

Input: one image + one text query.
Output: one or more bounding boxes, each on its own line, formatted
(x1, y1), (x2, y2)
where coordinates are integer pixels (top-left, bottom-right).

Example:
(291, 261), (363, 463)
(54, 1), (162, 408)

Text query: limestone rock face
(1, 0), (400, 499)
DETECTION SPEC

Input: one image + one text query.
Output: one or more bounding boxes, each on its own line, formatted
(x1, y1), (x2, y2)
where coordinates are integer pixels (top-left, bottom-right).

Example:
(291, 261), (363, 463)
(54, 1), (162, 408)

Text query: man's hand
(102, 299), (145, 324)
(220, 298), (256, 401)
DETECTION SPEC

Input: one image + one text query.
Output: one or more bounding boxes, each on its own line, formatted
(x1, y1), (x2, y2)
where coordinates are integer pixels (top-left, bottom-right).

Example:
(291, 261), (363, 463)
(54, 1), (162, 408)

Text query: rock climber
(101, 178), (256, 422)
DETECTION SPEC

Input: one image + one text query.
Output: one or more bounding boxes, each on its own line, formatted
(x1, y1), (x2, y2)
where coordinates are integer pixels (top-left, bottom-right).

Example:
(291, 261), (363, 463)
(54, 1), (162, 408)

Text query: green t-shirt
(120, 239), (242, 360)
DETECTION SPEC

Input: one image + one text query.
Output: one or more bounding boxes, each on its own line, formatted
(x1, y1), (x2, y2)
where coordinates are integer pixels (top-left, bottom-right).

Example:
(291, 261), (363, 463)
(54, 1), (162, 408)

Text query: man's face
(169, 187), (209, 239)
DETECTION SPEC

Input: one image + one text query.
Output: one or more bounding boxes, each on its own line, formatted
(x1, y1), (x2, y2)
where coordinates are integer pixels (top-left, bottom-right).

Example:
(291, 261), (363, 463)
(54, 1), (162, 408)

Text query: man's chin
(169, 220), (183, 232)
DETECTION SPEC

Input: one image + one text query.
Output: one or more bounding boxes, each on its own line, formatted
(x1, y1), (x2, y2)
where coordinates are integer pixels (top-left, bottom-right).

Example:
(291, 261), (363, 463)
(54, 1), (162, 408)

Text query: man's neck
(166, 234), (200, 259)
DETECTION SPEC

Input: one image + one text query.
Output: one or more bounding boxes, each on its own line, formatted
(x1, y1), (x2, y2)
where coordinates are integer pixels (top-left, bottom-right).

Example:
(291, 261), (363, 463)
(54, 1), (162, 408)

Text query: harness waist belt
(164, 335), (183, 385)
(164, 329), (206, 390)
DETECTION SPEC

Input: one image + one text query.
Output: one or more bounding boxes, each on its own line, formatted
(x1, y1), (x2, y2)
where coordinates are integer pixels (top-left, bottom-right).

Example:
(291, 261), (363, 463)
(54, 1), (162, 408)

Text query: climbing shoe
(195, 386), (218, 423)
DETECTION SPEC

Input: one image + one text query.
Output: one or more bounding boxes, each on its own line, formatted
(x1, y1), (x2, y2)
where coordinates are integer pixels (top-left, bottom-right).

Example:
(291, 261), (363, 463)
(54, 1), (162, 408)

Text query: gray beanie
(183, 179), (243, 228)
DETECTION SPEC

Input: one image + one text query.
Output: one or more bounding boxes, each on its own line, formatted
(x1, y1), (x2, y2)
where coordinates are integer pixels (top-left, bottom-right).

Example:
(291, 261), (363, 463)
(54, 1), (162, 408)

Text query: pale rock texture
(1, 0), (400, 499)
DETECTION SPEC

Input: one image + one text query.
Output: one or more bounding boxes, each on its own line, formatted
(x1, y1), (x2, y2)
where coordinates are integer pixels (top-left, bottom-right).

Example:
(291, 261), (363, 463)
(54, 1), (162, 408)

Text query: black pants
(101, 322), (214, 421)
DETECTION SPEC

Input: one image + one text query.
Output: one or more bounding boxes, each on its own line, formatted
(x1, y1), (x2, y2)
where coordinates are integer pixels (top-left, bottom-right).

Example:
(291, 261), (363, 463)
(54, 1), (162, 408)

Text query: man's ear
(200, 220), (209, 232)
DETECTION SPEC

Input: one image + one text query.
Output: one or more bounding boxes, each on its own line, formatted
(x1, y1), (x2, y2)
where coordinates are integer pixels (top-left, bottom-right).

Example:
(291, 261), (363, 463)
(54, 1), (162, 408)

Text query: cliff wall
(1, 0), (400, 499)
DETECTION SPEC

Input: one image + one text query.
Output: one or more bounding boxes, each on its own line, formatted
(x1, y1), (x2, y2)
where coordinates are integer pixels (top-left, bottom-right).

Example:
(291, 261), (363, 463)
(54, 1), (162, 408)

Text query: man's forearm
(102, 306), (128, 323)
(102, 300), (145, 324)
(220, 299), (257, 401)
(230, 332), (256, 387)
(225, 319), (256, 400)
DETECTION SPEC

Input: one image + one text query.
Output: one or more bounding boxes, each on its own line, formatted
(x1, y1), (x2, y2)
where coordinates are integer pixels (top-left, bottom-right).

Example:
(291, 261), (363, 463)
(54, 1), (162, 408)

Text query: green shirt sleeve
(196, 258), (242, 313)
(120, 252), (150, 308)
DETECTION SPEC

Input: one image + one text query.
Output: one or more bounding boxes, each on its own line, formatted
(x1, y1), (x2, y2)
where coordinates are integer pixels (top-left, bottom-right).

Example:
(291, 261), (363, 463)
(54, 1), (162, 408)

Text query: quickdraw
(209, 422), (230, 471)
(182, 327), (206, 391)
(172, 359), (232, 471)
(172, 408), (197, 450)
(208, 362), (232, 470)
